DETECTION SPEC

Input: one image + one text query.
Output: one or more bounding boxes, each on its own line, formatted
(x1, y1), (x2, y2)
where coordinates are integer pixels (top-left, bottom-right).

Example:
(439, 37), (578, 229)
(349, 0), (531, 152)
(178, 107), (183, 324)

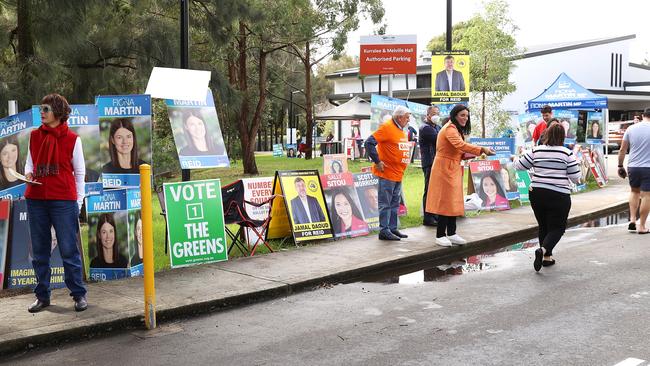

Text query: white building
(326, 34), (650, 138)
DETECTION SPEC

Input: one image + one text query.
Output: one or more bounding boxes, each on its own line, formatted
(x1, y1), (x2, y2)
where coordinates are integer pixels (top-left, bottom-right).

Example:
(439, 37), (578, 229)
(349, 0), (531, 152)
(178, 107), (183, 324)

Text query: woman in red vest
(25, 93), (87, 313)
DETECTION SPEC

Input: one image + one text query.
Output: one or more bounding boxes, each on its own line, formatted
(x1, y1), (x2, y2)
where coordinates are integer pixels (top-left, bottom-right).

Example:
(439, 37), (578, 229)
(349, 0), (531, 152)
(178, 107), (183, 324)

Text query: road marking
(612, 357), (645, 366)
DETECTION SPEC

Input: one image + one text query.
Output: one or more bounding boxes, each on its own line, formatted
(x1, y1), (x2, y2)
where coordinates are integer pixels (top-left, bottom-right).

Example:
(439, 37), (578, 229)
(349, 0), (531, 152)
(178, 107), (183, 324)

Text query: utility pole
(446, 0), (452, 51)
(180, 0), (191, 182)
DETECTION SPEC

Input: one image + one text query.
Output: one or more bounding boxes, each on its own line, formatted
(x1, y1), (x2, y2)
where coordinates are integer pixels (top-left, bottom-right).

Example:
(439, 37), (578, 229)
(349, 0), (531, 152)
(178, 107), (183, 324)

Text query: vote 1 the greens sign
(163, 179), (227, 268)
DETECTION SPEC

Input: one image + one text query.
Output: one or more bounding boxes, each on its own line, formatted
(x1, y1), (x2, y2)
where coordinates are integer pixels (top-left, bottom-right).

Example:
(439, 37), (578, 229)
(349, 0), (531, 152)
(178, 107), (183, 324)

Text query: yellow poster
(266, 175), (291, 240)
(431, 50), (470, 104)
(277, 170), (333, 242)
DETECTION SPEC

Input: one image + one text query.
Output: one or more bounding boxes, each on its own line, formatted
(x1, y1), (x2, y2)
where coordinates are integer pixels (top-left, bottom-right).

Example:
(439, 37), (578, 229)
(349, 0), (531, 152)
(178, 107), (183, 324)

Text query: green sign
(515, 171), (531, 204)
(163, 179), (227, 268)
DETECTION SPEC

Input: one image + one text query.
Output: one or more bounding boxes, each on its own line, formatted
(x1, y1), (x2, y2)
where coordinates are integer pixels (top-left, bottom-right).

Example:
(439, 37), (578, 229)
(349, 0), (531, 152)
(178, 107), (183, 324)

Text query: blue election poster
(586, 111), (604, 145)
(96, 95), (152, 188)
(86, 189), (130, 281)
(165, 89), (230, 169)
(67, 104), (102, 196)
(554, 109), (579, 145)
(127, 188), (143, 277)
(0, 109), (38, 200)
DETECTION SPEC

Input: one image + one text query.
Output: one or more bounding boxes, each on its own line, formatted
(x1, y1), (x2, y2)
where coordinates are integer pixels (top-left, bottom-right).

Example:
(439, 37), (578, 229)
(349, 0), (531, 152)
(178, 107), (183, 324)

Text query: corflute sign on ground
(359, 35), (417, 75)
(163, 179), (227, 268)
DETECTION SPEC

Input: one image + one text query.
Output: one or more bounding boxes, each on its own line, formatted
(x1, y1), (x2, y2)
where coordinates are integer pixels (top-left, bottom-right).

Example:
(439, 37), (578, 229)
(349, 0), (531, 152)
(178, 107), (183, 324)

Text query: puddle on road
(361, 210), (630, 285)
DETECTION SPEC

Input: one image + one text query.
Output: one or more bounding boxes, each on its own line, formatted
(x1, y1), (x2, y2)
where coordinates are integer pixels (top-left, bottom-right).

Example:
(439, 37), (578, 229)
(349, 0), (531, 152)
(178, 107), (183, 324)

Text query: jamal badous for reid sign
(163, 179), (227, 268)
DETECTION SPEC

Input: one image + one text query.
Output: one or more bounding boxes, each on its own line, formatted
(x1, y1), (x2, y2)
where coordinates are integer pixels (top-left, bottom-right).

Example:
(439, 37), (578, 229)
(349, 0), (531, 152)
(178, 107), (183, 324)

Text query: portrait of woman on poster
(330, 160), (344, 174)
(330, 189), (368, 237)
(589, 121), (602, 139)
(90, 213), (128, 268)
(524, 121), (536, 143)
(0, 136), (24, 190)
(130, 212), (143, 267)
(102, 118), (146, 174)
(179, 110), (224, 156)
(477, 171), (509, 210)
(499, 166), (518, 193)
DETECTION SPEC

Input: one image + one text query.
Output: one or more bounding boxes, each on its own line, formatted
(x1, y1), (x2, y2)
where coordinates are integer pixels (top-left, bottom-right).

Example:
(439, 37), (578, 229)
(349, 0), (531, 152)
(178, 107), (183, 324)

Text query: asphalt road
(4, 221), (649, 366)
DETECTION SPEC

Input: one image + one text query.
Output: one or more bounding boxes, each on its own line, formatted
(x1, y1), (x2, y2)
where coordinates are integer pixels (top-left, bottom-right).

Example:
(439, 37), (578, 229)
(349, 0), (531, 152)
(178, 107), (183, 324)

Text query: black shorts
(628, 167), (650, 191)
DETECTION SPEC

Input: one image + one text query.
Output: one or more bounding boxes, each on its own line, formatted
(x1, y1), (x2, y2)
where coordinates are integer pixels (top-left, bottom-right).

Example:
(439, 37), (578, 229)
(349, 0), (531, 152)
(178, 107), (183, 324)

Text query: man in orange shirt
(531, 105), (553, 145)
(364, 105), (412, 241)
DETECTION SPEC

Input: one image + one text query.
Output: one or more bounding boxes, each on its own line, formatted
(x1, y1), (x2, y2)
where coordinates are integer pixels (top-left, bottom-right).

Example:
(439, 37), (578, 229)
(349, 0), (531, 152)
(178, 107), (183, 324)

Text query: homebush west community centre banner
(163, 179), (227, 268)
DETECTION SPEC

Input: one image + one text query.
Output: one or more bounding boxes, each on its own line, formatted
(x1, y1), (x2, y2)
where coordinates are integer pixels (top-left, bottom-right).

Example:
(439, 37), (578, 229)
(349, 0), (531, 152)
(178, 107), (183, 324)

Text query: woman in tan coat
(425, 104), (495, 247)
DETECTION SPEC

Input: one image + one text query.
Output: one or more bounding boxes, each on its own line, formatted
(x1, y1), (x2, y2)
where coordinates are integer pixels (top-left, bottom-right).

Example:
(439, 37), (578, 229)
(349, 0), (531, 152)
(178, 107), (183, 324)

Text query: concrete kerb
(0, 199), (629, 357)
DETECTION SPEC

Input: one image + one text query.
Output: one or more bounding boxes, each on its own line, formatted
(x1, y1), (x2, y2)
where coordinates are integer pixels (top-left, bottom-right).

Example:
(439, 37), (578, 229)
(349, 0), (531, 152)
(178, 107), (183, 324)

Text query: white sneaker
(436, 236), (452, 247)
(447, 234), (467, 245)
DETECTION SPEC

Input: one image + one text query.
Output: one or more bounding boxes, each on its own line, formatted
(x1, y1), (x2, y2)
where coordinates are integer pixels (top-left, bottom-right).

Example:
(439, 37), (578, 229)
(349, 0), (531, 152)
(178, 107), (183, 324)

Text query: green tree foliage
(457, 0), (520, 137)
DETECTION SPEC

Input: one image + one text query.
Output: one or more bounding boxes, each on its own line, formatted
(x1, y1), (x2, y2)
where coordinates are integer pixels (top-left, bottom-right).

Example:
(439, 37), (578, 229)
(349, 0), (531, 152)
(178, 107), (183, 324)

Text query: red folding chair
(221, 180), (278, 256)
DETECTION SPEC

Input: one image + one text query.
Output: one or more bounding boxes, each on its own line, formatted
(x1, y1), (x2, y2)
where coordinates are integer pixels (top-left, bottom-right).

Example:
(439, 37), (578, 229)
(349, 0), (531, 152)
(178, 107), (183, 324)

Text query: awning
(527, 73), (608, 111)
(314, 96), (370, 120)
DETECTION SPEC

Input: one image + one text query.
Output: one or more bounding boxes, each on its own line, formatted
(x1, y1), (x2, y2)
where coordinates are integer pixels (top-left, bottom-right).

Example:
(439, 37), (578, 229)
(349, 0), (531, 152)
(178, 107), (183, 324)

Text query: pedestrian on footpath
(419, 105), (441, 226)
(25, 93), (88, 313)
(531, 105), (553, 145)
(514, 124), (581, 271)
(365, 105), (412, 241)
(617, 107), (650, 234)
(425, 105), (495, 247)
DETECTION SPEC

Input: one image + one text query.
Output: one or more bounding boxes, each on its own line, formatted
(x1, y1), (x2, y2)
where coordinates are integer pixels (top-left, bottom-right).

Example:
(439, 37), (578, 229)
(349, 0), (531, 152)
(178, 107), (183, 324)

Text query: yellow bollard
(140, 164), (156, 329)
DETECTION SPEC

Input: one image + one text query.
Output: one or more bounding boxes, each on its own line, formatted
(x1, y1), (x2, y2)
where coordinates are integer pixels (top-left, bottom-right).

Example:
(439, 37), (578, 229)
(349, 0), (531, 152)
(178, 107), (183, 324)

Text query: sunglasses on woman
(39, 104), (53, 114)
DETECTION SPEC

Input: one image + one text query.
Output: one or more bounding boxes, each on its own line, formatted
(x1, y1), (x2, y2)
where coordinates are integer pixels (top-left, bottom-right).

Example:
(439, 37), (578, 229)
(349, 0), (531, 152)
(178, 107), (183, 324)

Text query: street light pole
(446, 0), (452, 51)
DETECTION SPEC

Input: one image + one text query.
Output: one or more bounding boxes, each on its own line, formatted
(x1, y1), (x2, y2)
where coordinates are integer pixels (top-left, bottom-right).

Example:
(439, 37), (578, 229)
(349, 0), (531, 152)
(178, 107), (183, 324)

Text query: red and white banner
(360, 35), (417, 75)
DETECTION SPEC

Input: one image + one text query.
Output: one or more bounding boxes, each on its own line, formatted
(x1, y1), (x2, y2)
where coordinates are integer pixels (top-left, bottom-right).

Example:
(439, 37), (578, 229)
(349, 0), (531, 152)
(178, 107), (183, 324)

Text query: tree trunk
(235, 21), (258, 174)
(303, 41), (314, 159)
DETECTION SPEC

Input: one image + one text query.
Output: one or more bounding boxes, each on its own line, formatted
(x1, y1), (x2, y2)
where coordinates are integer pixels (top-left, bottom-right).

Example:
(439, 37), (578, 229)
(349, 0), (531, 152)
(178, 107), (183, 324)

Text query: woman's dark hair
(447, 104), (471, 135)
(95, 213), (120, 263)
(541, 123), (565, 146)
(590, 121), (601, 138)
(477, 171), (506, 205)
(329, 188), (364, 232)
(108, 118), (139, 169)
(330, 160), (343, 173)
(133, 211), (142, 245)
(181, 109), (217, 153)
(0, 136), (23, 186)
(41, 93), (71, 123)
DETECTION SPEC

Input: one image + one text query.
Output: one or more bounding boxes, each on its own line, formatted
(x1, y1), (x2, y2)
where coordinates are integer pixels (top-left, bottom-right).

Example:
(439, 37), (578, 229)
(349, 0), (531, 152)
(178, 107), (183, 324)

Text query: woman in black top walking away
(514, 124), (581, 271)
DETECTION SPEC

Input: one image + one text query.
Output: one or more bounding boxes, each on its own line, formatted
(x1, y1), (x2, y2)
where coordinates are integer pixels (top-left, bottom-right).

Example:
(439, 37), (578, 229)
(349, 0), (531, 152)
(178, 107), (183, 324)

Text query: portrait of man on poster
(434, 55), (466, 92)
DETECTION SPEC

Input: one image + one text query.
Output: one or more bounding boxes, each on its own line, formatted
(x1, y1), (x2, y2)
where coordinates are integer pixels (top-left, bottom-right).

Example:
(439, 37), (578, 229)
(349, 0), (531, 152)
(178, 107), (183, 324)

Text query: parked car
(607, 120), (635, 152)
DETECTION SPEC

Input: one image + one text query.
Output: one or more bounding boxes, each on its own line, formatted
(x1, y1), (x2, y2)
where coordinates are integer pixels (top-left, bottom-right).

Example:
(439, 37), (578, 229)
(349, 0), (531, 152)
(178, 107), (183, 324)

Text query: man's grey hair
(393, 105), (411, 119)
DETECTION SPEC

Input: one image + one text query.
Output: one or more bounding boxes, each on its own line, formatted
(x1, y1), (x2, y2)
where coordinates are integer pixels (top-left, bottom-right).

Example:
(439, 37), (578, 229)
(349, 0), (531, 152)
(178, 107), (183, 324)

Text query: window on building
(416, 74), (432, 89)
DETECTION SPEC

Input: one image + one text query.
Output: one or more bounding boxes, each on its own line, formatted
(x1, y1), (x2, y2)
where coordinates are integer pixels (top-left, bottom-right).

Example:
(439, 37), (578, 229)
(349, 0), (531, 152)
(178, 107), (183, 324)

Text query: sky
(345, 0), (649, 63)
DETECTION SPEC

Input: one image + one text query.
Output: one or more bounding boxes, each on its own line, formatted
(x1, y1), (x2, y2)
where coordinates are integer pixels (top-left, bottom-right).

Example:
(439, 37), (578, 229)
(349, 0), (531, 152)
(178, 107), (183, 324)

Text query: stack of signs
(352, 172), (380, 231)
(323, 154), (348, 175)
(267, 170), (333, 243)
(321, 173), (370, 238)
(5, 200), (81, 289)
(96, 95), (152, 188)
(163, 179), (227, 268)
(468, 138), (519, 201)
(273, 144), (283, 157)
(572, 145), (590, 192)
(0, 109), (37, 199)
(242, 177), (274, 246)
(582, 146), (607, 187)
(68, 105), (103, 196)
(554, 109), (579, 145)
(86, 189), (139, 280)
(585, 111), (604, 144)
(165, 89), (229, 169)
(468, 160), (511, 211)
(0, 200), (9, 288)
(591, 145), (608, 184)
(515, 171), (532, 204)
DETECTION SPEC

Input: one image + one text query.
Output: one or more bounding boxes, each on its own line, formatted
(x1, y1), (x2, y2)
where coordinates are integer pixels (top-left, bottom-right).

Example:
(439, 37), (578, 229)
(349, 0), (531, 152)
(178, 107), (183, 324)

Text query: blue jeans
(378, 177), (401, 235)
(27, 199), (86, 300)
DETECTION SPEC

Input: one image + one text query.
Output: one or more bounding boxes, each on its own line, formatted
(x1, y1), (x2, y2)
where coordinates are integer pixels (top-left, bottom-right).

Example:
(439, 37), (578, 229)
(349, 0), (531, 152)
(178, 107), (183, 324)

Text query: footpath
(0, 179), (631, 355)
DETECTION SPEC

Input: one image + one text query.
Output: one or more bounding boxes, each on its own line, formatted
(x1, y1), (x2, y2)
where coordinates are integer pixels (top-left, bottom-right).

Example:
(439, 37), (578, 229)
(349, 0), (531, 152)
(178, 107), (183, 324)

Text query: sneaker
(447, 234), (467, 245)
(628, 222), (636, 232)
(435, 236), (452, 247)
